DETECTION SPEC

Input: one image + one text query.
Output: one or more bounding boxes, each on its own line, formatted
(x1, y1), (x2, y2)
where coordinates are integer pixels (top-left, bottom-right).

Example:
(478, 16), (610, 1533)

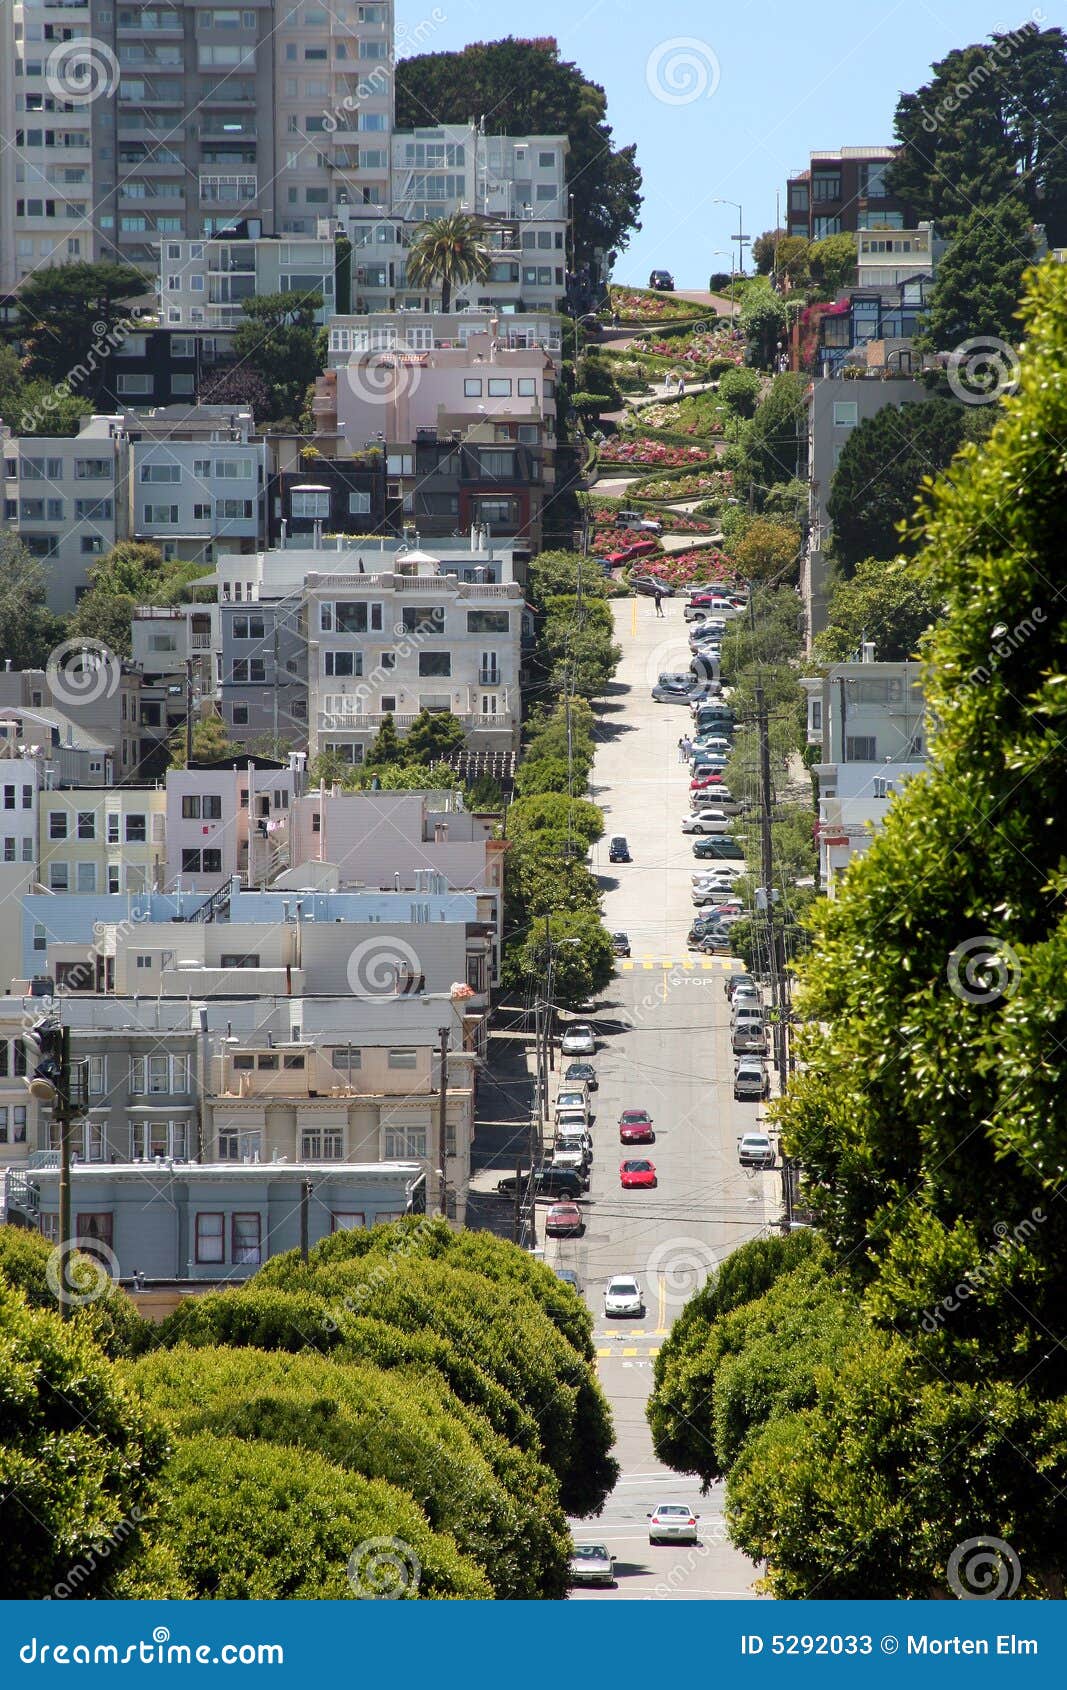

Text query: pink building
(164, 759), (300, 895)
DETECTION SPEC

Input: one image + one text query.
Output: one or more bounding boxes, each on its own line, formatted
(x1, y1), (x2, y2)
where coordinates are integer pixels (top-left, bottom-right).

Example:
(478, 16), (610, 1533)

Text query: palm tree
(405, 213), (491, 313)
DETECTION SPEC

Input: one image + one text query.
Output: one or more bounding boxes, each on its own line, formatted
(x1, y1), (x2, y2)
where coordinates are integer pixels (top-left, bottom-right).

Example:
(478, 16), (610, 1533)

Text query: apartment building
(1, 0), (397, 288)
(815, 275), (936, 377)
(164, 758), (298, 893)
(130, 429), (265, 565)
(266, 444), (394, 547)
(2, 419), (121, 610)
(38, 786), (167, 898)
(802, 652), (927, 892)
(856, 222), (944, 288)
(802, 375), (936, 641)
(786, 147), (914, 242)
(158, 229), (337, 330)
(215, 536), (525, 750)
(0, 702), (114, 788)
(0, 1001), (41, 1173)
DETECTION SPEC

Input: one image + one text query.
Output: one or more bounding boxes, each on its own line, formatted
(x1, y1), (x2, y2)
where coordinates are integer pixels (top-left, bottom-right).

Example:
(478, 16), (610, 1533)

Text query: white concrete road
(543, 594), (780, 1600)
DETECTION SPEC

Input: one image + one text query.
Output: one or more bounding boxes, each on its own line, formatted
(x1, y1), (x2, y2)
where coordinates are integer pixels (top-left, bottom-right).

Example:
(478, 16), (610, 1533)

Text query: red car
(619, 1109), (655, 1144)
(620, 1158), (657, 1189)
(691, 772), (724, 791)
(545, 1202), (585, 1237)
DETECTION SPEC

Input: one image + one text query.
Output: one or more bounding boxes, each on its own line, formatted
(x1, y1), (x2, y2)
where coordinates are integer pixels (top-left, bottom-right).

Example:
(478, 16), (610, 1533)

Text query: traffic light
(26, 1014), (63, 1100)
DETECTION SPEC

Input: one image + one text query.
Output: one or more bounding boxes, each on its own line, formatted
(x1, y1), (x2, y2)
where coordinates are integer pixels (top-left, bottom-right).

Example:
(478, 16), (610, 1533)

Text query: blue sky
(397, 0), (1040, 285)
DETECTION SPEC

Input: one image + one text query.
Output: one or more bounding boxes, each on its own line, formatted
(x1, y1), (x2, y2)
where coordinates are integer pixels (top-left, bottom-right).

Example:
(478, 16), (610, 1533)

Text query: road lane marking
(657, 1275), (667, 1330)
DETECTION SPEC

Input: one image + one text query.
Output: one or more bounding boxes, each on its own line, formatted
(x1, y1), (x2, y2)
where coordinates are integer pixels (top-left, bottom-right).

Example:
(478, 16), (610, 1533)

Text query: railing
(316, 709), (513, 733)
(181, 882), (231, 924)
(478, 670), (501, 686)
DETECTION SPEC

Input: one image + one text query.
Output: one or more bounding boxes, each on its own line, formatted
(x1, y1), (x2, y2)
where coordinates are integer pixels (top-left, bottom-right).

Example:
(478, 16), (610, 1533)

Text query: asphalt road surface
(545, 593), (779, 1600)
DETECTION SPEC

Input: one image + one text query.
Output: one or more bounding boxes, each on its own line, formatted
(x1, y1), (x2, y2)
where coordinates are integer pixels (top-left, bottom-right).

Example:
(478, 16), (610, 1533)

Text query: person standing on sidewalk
(654, 587), (664, 617)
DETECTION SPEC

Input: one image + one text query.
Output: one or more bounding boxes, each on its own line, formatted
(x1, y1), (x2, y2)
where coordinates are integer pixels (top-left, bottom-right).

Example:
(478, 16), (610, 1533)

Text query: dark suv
(495, 1167), (584, 1201)
(649, 269), (675, 291)
(608, 836), (631, 863)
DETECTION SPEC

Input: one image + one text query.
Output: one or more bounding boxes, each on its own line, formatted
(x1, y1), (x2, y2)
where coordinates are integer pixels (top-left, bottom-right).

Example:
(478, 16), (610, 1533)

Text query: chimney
(861, 641), (875, 663)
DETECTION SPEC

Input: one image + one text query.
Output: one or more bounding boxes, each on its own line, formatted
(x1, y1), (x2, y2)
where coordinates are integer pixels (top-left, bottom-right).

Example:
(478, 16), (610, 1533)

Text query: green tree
(806, 232), (857, 295)
(364, 712), (402, 766)
(16, 260), (147, 405)
(890, 27), (1067, 242)
(752, 229), (786, 274)
(814, 553), (944, 662)
(404, 708), (466, 764)
(918, 198), (1035, 360)
(168, 715), (237, 769)
(0, 1281), (169, 1598)
(0, 536), (66, 670)
(231, 291), (324, 422)
(732, 517), (802, 585)
(740, 371), (806, 487)
(506, 908), (614, 1011)
(508, 792), (604, 851)
(405, 213), (490, 314)
(755, 261), (1067, 1596)
(716, 366), (761, 419)
(740, 282), (787, 368)
(827, 396), (967, 570)
(396, 39), (643, 264)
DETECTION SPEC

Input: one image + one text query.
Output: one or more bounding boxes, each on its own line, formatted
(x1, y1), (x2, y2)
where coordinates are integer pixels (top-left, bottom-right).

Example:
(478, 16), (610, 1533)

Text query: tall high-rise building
(1, 0), (396, 288)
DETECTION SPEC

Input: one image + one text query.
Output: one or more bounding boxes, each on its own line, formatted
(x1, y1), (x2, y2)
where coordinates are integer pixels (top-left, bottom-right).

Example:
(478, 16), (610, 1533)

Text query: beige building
(38, 786), (167, 898)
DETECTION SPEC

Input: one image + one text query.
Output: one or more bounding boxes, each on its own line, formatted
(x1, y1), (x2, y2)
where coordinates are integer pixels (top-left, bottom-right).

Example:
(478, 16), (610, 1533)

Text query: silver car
(604, 1274), (644, 1318)
(569, 1543), (616, 1587)
(738, 1132), (775, 1169)
(734, 1060), (769, 1101)
(648, 1504), (701, 1545)
(561, 1023), (596, 1055)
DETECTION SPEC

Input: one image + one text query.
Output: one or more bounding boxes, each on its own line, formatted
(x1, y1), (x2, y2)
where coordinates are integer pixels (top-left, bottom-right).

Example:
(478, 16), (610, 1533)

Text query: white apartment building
(158, 232), (336, 330)
(2, 420), (120, 611)
(131, 434), (264, 563)
(346, 124), (570, 314)
(802, 650), (927, 893)
(856, 222), (945, 288)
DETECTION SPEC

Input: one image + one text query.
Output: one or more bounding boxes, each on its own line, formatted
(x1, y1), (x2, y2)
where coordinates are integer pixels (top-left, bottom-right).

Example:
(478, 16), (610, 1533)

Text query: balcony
(478, 669), (501, 687)
(316, 709), (512, 734)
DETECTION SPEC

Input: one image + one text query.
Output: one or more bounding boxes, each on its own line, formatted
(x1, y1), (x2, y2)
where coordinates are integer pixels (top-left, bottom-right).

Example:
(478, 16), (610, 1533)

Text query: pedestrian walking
(612, 310), (620, 328)
(678, 736), (686, 762)
(654, 587), (664, 617)
(676, 376), (686, 397)
(682, 735), (693, 760)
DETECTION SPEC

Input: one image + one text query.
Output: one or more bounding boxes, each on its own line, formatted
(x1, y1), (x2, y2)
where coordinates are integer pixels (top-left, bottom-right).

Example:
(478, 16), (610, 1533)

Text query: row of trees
(1, 1218), (617, 1599)
(647, 264), (1067, 1598)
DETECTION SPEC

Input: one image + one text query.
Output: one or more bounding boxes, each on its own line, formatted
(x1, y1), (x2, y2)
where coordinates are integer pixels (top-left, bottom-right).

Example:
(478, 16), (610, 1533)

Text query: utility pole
(435, 1025), (450, 1218)
(513, 1161), (523, 1246)
(755, 684), (785, 1077)
(185, 659), (195, 766)
(529, 996), (541, 1251)
(299, 1178), (311, 1262)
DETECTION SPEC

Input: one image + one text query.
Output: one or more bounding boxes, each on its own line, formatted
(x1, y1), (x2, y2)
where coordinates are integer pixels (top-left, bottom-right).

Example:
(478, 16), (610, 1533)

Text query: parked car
(693, 833), (739, 859)
(569, 1544), (615, 1587)
(648, 1504), (700, 1545)
(733, 1024), (769, 1055)
(565, 1061), (598, 1090)
(687, 926), (727, 949)
(555, 1126), (593, 1159)
(495, 1167), (584, 1200)
(556, 1107), (591, 1138)
(631, 569), (674, 594)
(554, 1090), (589, 1117)
(697, 931), (732, 954)
(620, 1158), (657, 1189)
(605, 539), (660, 566)
(561, 1023), (596, 1055)
(555, 1267), (581, 1290)
(734, 1060), (770, 1101)
(652, 677), (700, 703)
(608, 835), (631, 863)
(545, 1201), (585, 1237)
(619, 1108), (655, 1144)
(726, 972), (756, 1001)
(552, 1147), (591, 1186)
(649, 269), (675, 291)
(604, 1274), (645, 1318)
(611, 931), (631, 957)
(690, 772), (725, 792)
(617, 509), (663, 534)
(683, 809), (731, 835)
(693, 837), (745, 860)
(738, 1132), (775, 1169)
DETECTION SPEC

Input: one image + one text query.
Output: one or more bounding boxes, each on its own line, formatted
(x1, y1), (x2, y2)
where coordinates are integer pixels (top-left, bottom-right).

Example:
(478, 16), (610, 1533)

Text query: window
(418, 652), (451, 677)
(218, 1129), (261, 1162)
(332, 601), (383, 634)
(195, 1212), (224, 1264)
(331, 1213), (365, 1231)
(466, 610), (510, 634)
(87, 1056), (107, 1096)
(220, 953), (260, 969)
(812, 171), (841, 201)
(384, 1125), (427, 1158)
(125, 814), (146, 843)
(833, 401), (858, 428)
(813, 215), (841, 240)
(49, 811), (68, 840)
(387, 1049), (418, 1070)
(324, 651), (363, 677)
(74, 1213), (113, 1260)
(76, 862), (96, 893)
(846, 735), (877, 761)
(49, 862), (69, 891)
(487, 378), (512, 398)
(401, 605), (444, 633)
(348, 489), (370, 515)
(300, 1128), (343, 1159)
(231, 614), (265, 640)
(331, 1048), (362, 1071)
(76, 810), (96, 840)
(142, 503), (178, 524)
(517, 378), (537, 397)
(232, 1212), (261, 1265)
(463, 378), (482, 397)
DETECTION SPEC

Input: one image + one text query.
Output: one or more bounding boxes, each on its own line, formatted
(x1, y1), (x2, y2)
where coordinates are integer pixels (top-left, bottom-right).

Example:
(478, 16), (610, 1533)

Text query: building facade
(38, 785), (167, 899)
(786, 147), (913, 242)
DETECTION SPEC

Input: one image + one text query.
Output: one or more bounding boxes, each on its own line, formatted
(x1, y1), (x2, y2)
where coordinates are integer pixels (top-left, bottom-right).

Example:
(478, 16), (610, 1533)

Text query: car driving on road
(569, 1544), (616, 1587)
(619, 1108), (655, 1144)
(545, 1201), (585, 1237)
(604, 1274), (644, 1317)
(648, 1504), (701, 1545)
(620, 1158), (657, 1188)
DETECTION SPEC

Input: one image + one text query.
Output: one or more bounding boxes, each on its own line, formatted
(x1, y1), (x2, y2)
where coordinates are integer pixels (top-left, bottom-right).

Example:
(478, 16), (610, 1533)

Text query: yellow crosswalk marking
(622, 1347), (638, 1356)
(620, 960), (634, 971)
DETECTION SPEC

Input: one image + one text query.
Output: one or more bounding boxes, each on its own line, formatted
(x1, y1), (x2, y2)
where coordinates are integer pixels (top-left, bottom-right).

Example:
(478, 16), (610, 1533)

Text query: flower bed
(630, 467), (735, 502)
(587, 503), (717, 536)
(641, 548), (737, 589)
(609, 286), (705, 324)
(643, 327), (745, 366)
(598, 437), (711, 468)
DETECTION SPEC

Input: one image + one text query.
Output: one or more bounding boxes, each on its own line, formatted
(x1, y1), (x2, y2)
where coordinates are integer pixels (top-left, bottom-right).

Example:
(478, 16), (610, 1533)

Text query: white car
(569, 1543), (616, 1587)
(738, 1131), (775, 1169)
(648, 1504), (701, 1545)
(734, 1060), (770, 1101)
(604, 1274), (644, 1318)
(556, 1108), (591, 1138)
(617, 509), (663, 534)
(696, 736), (732, 756)
(561, 1023), (595, 1055)
(682, 809), (731, 835)
(554, 1090), (589, 1117)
